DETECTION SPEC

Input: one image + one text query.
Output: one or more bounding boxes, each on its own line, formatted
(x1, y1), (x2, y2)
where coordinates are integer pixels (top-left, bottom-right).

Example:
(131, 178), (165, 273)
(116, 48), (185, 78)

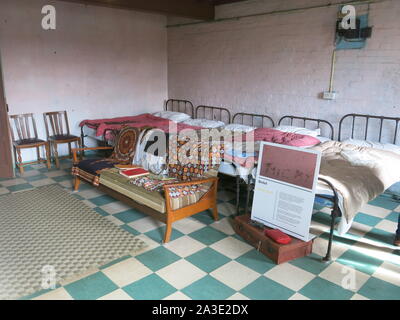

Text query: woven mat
(0, 185), (147, 300)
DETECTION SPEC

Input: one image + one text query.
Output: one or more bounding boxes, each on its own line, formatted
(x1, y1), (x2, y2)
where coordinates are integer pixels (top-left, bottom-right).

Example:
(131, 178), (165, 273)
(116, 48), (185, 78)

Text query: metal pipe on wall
(329, 50), (337, 93)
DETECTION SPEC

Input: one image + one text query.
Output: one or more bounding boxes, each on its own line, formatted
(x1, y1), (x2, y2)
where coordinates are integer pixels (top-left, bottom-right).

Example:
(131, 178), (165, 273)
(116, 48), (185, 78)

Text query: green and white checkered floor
(1, 159), (399, 300)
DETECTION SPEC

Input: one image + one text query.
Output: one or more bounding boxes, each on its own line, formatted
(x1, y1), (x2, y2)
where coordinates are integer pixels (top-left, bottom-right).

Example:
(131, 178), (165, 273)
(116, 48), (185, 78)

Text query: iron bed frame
(232, 112), (275, 128)
(279, 115), (335, 140)
(196, 105), (232, 124)
(165, 99), (195, 118)
(338, 113), (400, 144)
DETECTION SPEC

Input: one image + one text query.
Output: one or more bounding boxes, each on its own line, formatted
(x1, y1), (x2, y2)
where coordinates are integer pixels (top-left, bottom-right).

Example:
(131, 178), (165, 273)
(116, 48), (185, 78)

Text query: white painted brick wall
(168, 0), (400, 139)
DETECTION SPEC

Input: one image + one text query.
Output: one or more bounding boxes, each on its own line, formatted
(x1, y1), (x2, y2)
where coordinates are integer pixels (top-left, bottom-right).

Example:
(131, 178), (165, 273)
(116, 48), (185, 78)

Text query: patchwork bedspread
(313, 141), (400, 223)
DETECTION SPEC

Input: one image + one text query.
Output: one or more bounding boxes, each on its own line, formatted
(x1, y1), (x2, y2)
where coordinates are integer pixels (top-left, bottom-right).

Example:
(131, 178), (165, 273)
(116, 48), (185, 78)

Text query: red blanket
(80, 113), (202, 139)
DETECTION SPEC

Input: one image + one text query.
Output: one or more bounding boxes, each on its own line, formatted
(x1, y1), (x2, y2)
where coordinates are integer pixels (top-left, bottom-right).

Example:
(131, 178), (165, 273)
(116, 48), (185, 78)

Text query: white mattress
(218, 162), (255, 182)
(83, 127), (104, 142)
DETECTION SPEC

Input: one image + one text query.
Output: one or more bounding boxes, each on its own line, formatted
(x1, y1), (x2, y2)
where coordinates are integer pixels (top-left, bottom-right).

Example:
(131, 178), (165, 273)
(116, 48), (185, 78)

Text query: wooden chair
(9, 113), (51, 174)
(43, 111), (82, 168)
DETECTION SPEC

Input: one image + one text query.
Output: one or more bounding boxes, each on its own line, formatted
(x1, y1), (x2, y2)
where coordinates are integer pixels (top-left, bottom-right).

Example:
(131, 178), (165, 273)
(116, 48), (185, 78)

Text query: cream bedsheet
(313, 141), (400, 225)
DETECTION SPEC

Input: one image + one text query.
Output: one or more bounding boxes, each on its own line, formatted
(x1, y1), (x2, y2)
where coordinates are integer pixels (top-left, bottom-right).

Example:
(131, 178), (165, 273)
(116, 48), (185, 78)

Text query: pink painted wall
(168, 0), (400, 138)
(0, 0), (167, 162)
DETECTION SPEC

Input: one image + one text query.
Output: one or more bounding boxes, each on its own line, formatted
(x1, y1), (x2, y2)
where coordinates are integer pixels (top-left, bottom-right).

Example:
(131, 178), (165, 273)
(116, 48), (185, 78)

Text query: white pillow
(183, 118), (225, 129)
(343, 139), (400, 155)
(275, 125), (321, 137)
(316, 136), (331, 143)
(224, 124), (256, 133)
(153, 111), (191, 123)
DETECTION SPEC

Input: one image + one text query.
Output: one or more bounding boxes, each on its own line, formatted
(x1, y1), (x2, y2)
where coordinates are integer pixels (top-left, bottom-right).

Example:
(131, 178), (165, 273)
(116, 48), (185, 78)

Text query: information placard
(251, 142), (321, 241)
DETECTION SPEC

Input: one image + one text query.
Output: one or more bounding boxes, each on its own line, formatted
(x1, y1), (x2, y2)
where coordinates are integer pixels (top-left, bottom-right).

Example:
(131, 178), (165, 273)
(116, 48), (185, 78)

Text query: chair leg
(68, 142), (72, 159)
(73, 176), (81, 192)
(77, 139), (83, 160)
(13, 146), (17, 170)
(16, 148), (24, 175)
(36, 147), (40, 163)
(45, 143), (51, 169)
(52, 142), (60, 169)
(163, 221), (172, 243)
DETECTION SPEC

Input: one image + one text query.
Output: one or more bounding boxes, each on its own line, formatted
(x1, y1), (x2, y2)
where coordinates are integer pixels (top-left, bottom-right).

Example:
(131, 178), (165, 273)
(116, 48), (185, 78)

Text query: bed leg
(80, 127), (85, 157)
(245, 175), (253, 215)
(322, 208), (339, 263)
(236, 175), (241, 216)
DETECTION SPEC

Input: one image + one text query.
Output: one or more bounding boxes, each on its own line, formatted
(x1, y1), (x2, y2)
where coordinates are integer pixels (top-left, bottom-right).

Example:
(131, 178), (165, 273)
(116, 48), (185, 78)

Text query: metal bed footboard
(232, 112), (275, 128)
(196, 105), (232, 124)
(278, 115), (335, 139)
(165, 99), (195, 118)
(338, 113), (400, 144)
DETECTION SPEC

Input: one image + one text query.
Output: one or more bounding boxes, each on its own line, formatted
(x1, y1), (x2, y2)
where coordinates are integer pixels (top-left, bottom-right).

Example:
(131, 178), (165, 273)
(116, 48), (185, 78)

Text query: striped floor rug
(0, 185), (147, 300)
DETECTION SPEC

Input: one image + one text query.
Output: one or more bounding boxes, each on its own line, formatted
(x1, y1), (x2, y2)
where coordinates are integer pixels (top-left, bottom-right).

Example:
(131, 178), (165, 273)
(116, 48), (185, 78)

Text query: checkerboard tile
(299, 277), (354, 300)
(97, 289), (133, 300)
(123, 274), (177, 300)
(4, 162), (399, 300)
(241, 276), (295, 300)
(156, 259), (207, 290)
(182, 275), (235, 300)
(64, 272), (119, 300)
(289, 293), (310, 300)
(264, 263), (315, 292)
(318, 261), (370, 292)
(163, 236), (206, 258)
(163, 291), (191, 300)
(101, 257), (152, 287)
(210, 261), (260, 291)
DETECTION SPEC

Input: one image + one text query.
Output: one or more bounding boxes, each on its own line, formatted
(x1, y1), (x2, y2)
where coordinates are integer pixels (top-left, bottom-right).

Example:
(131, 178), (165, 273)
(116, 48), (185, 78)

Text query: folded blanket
(313, 141), (400, 223)
(253, 128), (321, 147)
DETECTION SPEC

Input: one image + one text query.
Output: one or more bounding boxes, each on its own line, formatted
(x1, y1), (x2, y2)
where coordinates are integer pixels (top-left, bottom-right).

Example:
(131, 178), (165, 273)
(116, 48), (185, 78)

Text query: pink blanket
(253, 128), (320, 147)
(226, 128), (321, 168)
(80, 113), (202, 138)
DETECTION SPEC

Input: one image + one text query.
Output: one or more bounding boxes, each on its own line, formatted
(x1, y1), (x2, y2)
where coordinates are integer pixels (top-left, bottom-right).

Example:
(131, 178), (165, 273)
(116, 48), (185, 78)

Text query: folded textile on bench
(129, 175), (209, 198)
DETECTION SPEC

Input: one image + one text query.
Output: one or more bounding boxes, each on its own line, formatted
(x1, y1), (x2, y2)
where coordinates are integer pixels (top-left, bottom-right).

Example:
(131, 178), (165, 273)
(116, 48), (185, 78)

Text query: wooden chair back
(9, 113), (39, 142)
(43, 111), (71, 138)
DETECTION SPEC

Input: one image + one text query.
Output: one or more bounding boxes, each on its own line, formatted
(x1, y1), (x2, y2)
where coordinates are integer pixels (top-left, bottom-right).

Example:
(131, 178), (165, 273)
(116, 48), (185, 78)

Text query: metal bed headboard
(195, 105), (231, 124)
(165, 99), (195, 118)
(278, 115), (335, 139)
(232, 112), (275, 128)
(338, 113), (400, 144)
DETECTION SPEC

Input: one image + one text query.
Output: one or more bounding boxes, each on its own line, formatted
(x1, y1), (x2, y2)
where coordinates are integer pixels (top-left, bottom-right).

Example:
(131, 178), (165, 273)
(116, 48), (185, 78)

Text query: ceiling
(211, 0), (248, 5)
(58, 0), (248, 20)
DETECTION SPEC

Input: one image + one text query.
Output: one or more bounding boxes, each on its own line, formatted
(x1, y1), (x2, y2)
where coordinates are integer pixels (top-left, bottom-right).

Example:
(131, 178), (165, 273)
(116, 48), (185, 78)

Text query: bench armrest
(163, 177), (218, 189)
(163, 177), (218, 212)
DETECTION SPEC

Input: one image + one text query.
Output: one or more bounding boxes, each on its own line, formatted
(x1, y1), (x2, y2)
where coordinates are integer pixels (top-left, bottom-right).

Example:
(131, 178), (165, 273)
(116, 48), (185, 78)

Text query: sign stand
(251, 142), (322, 242)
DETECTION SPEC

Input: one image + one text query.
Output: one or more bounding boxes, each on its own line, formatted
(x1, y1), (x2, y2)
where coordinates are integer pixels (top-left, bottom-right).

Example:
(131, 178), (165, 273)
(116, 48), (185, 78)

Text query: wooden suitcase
(232, 214), (313, 264)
